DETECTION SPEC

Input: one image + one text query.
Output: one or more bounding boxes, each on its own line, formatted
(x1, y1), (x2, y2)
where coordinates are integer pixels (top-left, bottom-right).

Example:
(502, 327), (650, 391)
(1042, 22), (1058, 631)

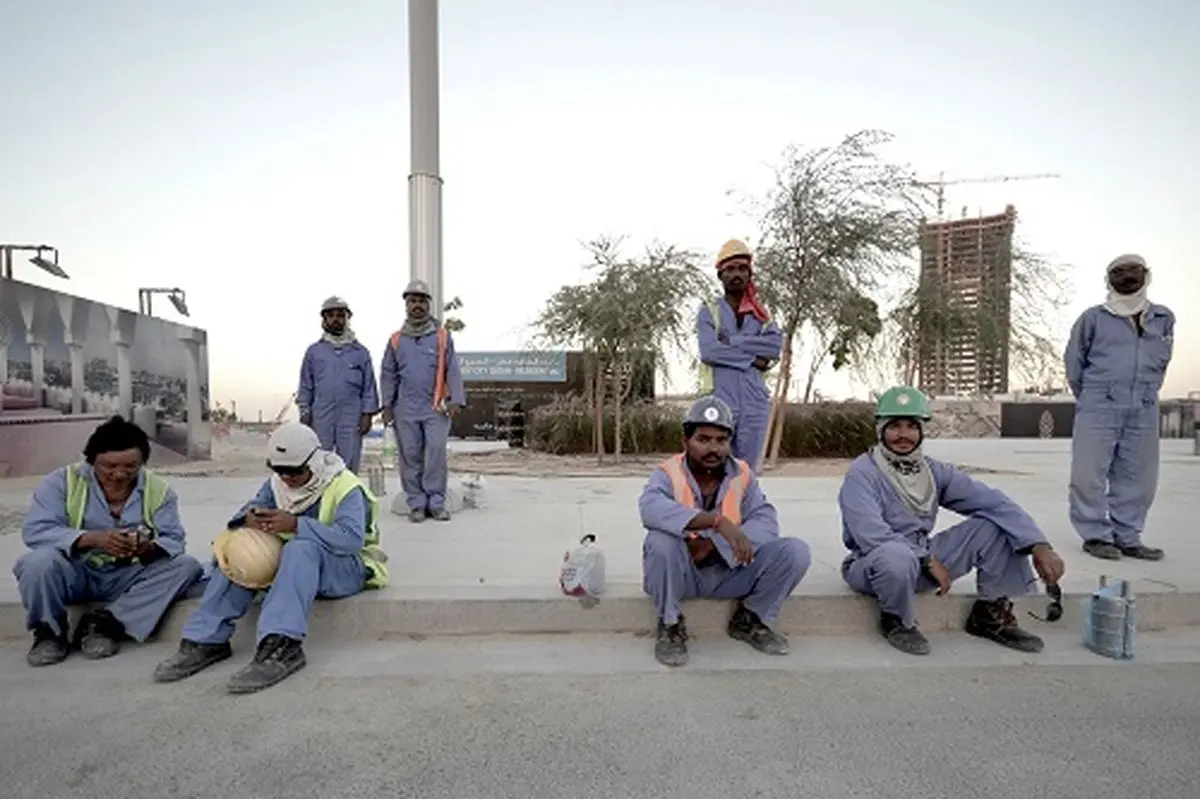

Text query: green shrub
(526, 396), (875, 458)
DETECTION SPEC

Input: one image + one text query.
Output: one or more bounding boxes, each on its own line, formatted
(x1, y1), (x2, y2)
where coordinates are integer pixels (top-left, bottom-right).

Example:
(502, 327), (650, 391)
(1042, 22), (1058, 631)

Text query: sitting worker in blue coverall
(1064, 253), (1174, 562)
(839, 387), (1066, 656)
(152, 422), (389, 694)
(13, 415), (203, 667)
(640, 395), (812, 668)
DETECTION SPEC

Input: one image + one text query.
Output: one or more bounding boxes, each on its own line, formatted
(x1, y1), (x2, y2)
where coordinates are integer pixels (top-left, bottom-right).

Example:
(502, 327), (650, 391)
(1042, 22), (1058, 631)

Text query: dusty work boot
(27, 619), (70, 667)
(226, 633), (306, 694)
(153, 639), (234, 683)
(727, 603), (789, 655)
(428, 508), (452, 521)
(654, 616), (689, 667)
(73, 609), (125, 660)
(408, 509), (425, 523)
(879, 612), (931, 656)
(965, 598), (1044, 653)
(1083, 540), (1122, 560)
(1118, 543), (1164, 561)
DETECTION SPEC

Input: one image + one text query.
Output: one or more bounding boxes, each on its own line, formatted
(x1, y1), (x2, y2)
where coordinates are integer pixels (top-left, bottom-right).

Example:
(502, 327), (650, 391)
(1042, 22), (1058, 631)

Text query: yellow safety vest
(698, 299), (770, 394)
(65, 462), (169, 568)
(276, 470), (390, 590)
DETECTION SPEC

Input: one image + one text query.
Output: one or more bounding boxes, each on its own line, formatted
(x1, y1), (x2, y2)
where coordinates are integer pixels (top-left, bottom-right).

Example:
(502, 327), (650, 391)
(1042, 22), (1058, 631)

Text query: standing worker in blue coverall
(380, 279), (466, 522)
(696, 239), (782, 472)
(153, 423), (388, 694)
(297, 295), (380, 474)
(14, 416), (202, 667)
(1065, 254), (1174, 562)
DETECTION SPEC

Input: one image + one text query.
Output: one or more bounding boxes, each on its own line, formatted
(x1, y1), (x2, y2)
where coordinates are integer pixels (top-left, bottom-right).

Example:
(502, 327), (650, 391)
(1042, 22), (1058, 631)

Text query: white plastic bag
(559, 534), (606, 608)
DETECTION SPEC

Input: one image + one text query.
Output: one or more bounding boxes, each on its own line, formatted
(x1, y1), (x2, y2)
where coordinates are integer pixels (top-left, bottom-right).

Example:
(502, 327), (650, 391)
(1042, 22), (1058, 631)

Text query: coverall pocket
(1140, 335), (1171, 373)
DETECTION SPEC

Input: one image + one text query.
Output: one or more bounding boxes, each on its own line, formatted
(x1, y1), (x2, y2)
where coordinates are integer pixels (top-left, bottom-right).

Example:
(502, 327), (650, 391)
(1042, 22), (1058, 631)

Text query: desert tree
(749, 129), (933, 468)
(534, 237), (711, 459)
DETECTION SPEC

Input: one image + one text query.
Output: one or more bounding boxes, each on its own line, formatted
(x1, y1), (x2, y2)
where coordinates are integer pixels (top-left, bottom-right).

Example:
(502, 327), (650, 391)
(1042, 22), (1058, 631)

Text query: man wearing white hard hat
(695, 239), (782, 472)
(379, 279), (466, 522)
(152, 423), (388, 693)
(1064, 254), (1175, 562)
(296, 296), (380, 474)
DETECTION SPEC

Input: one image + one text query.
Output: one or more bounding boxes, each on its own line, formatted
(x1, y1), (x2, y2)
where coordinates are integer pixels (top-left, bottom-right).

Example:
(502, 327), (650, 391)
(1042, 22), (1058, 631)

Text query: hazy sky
(2, 0), (1196, 419)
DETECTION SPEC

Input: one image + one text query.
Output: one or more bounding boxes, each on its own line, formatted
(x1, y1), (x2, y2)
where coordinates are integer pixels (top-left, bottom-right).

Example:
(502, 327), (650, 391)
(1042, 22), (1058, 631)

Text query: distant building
(917, 205), (1016, 396)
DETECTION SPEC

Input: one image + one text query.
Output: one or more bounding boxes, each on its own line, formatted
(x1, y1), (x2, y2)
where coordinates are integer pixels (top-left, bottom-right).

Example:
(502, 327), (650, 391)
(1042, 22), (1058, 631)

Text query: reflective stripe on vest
(657, 453), (750, 526)
(389, 327), (450, 410)
(65, 462), (170, 567)
(285, 469), (390, 590)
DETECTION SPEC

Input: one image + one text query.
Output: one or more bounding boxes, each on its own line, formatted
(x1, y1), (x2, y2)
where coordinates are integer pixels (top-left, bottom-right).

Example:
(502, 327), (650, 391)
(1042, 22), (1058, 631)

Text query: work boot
(428, 508), (452, 522)
(879, 612), (931, 656)
(654, 616), (689, 667)
(1083, 540), (1122, 560)
(153, 639), (234, 683)
(26, 619), (70, 667)
(727, 603), (789, 655)
(408, 509), (425, 523)
(226, 633), (306, 694)
(74, 609), (125, 660)
(965, 598), (1044, 653)
(1118, 543), (1164, 561)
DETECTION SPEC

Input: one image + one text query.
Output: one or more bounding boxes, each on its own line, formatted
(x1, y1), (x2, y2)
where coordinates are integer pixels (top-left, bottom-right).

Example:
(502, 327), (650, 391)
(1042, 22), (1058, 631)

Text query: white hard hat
(684, 395), (735, 433)
(267, 422), (320, 468)
(403, 279), (432, 299)
(214, 527), (283, 589)
(321, 295), (351, 313)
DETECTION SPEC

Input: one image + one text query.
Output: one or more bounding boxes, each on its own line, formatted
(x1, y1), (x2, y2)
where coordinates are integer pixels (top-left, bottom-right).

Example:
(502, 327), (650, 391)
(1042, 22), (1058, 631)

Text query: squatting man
(639, 395), (812, 667)
(838, 386), (1066, 656)
(14, 415), (203, 667)
(153, 423), (388, 694)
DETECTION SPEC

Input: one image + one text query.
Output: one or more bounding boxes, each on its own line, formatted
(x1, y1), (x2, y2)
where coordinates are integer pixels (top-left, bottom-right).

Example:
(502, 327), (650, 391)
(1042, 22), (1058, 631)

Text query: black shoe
(1118, 543), (1164, 561)
(654, 617), (689, 667)
(153, 639), (234, 683)
(226, 633), (306, 694)
(408, 509), (425, 523)
(965, 598), (1044, 653)
(428, 508), (452, 521)
(1083, 540), (1122, 560)
(73, 609), (125, 660)
(27, 620), (70, 667)
(727, 603), (789, 655)
(879, 612), (931, 655)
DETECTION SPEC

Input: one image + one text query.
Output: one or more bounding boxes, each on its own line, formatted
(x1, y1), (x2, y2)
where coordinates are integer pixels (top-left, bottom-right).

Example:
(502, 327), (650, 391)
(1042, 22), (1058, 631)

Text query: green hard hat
(875, 386), (932, 421)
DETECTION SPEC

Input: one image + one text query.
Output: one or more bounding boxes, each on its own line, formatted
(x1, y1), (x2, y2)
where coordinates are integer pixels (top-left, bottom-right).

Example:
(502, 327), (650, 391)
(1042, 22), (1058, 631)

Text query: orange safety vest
(389, 327), (450, 410)
(657, 453), (751, 530)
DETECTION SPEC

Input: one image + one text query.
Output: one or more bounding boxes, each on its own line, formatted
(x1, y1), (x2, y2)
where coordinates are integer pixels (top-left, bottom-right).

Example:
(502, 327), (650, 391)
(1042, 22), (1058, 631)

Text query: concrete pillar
(28, 340), (45, 403)
(104, 305), (138, 421)
(15, 289), (44, 405)
(408, 0), (444, 316)
(177, 327), (205, 458)
(54, 295), (87, 414)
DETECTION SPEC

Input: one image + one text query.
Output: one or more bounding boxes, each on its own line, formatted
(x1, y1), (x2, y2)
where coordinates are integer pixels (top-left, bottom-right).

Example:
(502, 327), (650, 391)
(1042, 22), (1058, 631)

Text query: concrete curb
(3, 584), (1197, 648)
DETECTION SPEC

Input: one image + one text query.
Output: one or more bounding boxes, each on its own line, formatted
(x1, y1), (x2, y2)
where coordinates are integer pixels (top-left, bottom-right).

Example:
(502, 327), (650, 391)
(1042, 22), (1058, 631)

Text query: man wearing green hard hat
(836, 386), (1065, 656)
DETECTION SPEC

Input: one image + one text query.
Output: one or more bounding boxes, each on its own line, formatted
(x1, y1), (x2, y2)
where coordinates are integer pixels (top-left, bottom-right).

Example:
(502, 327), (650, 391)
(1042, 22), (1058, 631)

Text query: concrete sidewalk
(0, 438), (1196, 644)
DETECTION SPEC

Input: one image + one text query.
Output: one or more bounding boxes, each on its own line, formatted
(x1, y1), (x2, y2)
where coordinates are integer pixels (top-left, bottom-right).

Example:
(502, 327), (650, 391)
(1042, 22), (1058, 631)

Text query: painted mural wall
(0, 277), (211, 460)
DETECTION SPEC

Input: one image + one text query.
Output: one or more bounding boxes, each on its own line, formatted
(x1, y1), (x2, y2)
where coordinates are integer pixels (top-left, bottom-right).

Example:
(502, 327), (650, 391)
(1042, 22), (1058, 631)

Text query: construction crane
(914, 172), (1061, 217)
(272, 392), (298, 425)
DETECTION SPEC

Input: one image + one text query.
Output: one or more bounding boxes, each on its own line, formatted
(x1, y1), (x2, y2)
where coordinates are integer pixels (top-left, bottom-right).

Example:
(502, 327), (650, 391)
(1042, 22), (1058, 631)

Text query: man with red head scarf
(696, 239), (782, 471)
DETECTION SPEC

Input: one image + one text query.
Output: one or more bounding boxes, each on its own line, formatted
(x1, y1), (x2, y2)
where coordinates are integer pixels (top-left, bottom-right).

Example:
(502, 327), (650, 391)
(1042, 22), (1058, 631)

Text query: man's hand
(445, 403), (461, 418)
(928, 556), (952, 596)
(381, 408), (395, 426)
(80, 530), (138, 558)
(299, 409), (313, 427)
(686, 536), (715, 563)
(717, 330), (730, 344)
(252, 509), (298, 536)
(752, 356), (771, 371)
(715, 518), (754, 565)
(1031, 543), (1065, 586)
(357, 413), (373, 435)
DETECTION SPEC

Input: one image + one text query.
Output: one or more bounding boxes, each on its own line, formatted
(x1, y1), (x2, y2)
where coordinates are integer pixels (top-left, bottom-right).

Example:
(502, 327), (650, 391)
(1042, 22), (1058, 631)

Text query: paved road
(4, 630), (1198, 798)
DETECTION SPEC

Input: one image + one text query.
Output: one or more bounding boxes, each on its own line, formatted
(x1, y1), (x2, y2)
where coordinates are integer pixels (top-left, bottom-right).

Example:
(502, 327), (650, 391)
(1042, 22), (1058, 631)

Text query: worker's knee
(13, 548), (70, 582)
(864, 541), (920, 585)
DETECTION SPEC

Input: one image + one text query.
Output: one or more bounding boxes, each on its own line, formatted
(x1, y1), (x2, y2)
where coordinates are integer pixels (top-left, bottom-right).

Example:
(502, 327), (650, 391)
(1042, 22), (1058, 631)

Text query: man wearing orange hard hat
(695, 239), (782, 471)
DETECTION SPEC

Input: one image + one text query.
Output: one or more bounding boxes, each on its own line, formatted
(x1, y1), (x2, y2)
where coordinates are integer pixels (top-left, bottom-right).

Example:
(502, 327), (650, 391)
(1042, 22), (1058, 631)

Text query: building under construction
(916, 205), (1016, 396)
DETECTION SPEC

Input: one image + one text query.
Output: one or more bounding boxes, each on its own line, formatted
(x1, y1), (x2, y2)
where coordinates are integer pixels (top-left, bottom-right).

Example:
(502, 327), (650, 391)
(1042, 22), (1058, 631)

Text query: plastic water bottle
(1082, 575), (1137, 660)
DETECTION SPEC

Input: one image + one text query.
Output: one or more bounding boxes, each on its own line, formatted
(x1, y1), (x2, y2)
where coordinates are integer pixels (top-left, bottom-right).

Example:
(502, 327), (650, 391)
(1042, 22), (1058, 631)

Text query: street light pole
(408, 0), (443, 317)
(0, 244), (69, 280)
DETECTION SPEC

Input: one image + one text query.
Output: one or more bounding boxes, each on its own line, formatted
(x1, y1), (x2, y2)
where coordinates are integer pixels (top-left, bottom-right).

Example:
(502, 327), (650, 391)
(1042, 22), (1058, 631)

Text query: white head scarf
(1103, 253), (1150, 318)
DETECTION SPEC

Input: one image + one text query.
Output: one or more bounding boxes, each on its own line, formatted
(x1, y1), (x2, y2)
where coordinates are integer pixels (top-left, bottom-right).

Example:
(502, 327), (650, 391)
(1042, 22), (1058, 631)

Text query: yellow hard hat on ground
(214, 527), (284, 589)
